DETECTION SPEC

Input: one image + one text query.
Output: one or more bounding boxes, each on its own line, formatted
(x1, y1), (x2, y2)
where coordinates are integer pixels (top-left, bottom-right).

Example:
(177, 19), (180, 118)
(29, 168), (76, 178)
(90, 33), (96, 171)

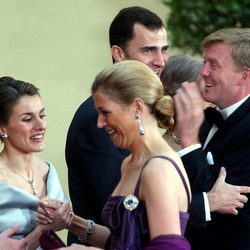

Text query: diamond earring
(0, 132), (8, 140)
(135, 114), (145, 136)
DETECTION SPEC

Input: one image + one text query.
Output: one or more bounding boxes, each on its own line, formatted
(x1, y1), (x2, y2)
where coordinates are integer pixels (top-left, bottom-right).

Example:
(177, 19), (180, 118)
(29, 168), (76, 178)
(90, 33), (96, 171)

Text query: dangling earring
(0, 132), (8, 140)
(135, 114), (145, 136)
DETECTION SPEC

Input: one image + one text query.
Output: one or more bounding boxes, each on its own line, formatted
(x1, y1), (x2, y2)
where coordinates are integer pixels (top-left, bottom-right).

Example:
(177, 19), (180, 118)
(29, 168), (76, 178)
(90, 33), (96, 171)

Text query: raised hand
(173, 81), (205, 147)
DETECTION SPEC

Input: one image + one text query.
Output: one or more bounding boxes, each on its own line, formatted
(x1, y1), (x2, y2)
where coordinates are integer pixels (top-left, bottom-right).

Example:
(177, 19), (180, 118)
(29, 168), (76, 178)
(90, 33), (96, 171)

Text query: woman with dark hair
(0, 76), (72, 249)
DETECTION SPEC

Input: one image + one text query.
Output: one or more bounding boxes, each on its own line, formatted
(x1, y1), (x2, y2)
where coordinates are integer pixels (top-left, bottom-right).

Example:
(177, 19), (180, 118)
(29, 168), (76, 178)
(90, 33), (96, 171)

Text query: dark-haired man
(66, 6), (169, 245)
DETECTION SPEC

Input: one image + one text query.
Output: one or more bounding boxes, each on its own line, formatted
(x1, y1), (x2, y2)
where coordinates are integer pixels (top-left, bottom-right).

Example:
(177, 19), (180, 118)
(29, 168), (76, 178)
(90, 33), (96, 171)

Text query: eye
(142, 48), (153, 54)
(102, 111), (110, 117)
(208, 59), (219, 70)
(211, 63), (218, 70)
(40, 114), (46, 119)
(22, 116), (32, 122)
(161, 46), (169, 54)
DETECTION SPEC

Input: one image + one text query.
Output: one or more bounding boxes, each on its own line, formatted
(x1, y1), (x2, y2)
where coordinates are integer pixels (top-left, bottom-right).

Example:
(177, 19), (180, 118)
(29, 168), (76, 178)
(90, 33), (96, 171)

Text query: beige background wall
(0, 0), (169, 243)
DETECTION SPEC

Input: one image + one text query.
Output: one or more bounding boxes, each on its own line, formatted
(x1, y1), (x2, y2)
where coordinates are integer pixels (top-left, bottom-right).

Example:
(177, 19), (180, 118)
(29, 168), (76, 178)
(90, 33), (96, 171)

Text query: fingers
(239, 194), (248, 204)
(37, 199), (68, 226)
(56, 203), (73, 222)
(232, 208), (238, 215)
(174, 82), (195, 119)
(175, 81), (203, 109)
(173, 82), (205, 147)
(38, 203), (54, 220)
(227, 191), (249, 214)
(2, 225), (20, 237)
(47, 202), (74, 231)
(36, 213), (53, 224)
(218, 167), (226, 182)
(39, 198), (62, 210)
(238, 185), (250, 194)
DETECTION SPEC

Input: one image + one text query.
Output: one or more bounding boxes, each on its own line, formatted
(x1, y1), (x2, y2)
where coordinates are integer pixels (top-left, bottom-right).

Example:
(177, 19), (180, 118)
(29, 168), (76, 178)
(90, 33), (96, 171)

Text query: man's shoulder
(77, 95), (95, 112)
(71, 95), (97, 122)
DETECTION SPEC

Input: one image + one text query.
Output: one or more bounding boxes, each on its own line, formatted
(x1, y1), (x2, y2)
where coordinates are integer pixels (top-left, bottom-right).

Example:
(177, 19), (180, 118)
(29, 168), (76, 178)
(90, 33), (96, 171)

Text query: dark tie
(204, 107), (224, 128)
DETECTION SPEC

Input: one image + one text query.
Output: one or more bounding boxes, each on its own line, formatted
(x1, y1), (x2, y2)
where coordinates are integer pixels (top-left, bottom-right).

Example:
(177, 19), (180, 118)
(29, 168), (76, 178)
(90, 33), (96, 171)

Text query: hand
(37, 198), (63, 224)
(56, 243), (98, 249)
(0, 225), (27, 250)
(173, 81), (204, 147)
(207, 167), (250, 214)
(37, 199), (74, 231)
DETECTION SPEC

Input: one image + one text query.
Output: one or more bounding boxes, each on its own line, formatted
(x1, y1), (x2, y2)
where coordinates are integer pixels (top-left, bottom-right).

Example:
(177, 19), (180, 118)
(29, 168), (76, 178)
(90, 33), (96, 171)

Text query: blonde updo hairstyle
(91, 60), (175, 130)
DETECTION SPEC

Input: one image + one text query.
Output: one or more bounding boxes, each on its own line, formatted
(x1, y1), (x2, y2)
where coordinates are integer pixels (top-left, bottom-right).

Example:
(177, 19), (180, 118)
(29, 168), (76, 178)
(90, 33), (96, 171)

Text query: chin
(112, 141), (123, 149)
(33, 146), (45, 152)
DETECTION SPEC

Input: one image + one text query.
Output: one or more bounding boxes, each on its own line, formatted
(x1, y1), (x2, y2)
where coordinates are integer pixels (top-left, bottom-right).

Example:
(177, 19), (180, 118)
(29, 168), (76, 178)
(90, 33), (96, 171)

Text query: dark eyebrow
(96, 107), (104, 112)
(40, 108), (45, 113)
(19, 108), (45, 117)
(139, 45), (169, 51)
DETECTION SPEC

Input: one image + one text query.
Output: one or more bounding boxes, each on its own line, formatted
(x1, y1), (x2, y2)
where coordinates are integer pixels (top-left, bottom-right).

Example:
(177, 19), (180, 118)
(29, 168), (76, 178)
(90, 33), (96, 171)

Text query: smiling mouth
(205, 82), (214, 88)
(31, 134), (44, 142)
(106, 128), (113, 134)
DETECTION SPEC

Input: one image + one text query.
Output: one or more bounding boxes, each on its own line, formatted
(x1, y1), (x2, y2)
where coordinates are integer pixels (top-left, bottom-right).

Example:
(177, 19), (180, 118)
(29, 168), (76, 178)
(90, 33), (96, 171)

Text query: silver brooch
(123, 194), (139, 211)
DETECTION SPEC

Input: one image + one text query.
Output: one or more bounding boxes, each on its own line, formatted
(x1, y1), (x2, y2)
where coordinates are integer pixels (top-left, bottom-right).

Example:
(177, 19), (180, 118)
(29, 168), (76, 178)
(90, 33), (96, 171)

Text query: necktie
(204, 107), (224, 128)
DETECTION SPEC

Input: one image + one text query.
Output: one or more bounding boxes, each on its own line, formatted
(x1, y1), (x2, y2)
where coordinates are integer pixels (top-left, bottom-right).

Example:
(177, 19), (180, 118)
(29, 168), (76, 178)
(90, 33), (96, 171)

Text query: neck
(163, 130), (181, 152)
(129, 130), (173, 162)
(0, 149), (33, 173)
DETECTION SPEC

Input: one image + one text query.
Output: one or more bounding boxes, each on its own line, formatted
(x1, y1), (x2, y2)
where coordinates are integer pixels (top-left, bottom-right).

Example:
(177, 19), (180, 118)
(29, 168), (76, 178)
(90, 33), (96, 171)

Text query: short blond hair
(202, 28), (250, 69)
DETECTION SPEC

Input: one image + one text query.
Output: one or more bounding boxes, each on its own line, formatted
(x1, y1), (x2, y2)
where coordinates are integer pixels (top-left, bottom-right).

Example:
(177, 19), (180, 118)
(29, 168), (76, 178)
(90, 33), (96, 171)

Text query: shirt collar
(217, 95), (250, 119)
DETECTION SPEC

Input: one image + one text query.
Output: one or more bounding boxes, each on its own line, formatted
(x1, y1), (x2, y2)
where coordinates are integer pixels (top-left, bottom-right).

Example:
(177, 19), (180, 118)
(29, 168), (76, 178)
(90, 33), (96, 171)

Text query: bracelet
(78, 219), (95, 243)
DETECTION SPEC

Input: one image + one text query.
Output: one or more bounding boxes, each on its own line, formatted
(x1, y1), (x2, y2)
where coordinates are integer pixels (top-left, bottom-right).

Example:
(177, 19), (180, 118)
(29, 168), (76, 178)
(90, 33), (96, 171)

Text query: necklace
(169, 132), (180, 145)
(8, 166), (38, 196)
(165, 130), (180, 145)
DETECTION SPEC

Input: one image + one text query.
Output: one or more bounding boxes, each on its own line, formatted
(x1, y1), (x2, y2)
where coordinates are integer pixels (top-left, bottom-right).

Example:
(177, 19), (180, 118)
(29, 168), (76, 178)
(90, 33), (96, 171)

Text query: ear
(111, 45), (126, 62)
(239, 68), (250, 85)
(132, 98), (144, 115)
(0, 127), (6, 136)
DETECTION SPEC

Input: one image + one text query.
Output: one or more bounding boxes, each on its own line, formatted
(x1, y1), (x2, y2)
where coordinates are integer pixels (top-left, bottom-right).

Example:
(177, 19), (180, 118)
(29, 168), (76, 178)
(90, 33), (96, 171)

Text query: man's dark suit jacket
(183, 97), (250, 250)
(65, 96), (129, 245)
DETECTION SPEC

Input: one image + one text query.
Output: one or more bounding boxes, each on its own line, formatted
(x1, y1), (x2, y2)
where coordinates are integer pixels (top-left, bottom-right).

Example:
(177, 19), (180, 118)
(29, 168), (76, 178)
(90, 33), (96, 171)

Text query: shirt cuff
(203, 192), (211, 221)
(177, 144), (202, 157)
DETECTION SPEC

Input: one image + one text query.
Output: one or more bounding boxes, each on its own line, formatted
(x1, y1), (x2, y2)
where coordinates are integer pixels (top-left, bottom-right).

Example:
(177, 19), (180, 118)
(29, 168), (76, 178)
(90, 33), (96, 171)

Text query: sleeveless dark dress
(102, 156), (191, 250)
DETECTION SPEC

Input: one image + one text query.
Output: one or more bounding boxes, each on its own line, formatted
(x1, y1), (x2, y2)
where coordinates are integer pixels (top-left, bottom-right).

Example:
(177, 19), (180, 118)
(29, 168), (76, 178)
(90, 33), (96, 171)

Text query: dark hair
(109, 6), (164, 50)
(160, 54), (202, 96)
(0, 76), (39, 125)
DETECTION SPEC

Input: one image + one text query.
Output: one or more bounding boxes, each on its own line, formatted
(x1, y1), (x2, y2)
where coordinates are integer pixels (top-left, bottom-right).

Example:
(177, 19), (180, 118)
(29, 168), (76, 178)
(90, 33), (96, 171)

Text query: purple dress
(102, 156), (191, 250)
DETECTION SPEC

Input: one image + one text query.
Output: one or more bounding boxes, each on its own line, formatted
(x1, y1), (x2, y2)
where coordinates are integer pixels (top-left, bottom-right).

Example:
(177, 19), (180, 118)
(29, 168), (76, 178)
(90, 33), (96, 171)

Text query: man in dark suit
(65, 6), (169, 245)
(174, 28), (250, 250)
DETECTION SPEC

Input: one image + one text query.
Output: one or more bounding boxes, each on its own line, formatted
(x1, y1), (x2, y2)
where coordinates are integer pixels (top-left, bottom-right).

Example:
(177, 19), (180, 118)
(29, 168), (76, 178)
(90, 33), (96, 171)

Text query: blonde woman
(43, 61), (191, 250)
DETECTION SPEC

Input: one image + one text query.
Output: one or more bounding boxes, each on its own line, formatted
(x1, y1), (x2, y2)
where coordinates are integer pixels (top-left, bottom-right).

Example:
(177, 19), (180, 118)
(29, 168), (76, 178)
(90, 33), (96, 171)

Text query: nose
(200, 63), (209, 78)
(97, 115), (106, 128)
(153, 51), (167, 68)
(35, 117), (47, 130)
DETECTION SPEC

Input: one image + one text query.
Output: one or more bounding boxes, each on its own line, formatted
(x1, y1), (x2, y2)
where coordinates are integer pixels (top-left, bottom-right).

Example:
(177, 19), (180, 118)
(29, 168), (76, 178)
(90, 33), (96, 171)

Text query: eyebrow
(139, 45), (169, 51)
(19, 108), (45, 117)
(96, 107), (109, 112)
